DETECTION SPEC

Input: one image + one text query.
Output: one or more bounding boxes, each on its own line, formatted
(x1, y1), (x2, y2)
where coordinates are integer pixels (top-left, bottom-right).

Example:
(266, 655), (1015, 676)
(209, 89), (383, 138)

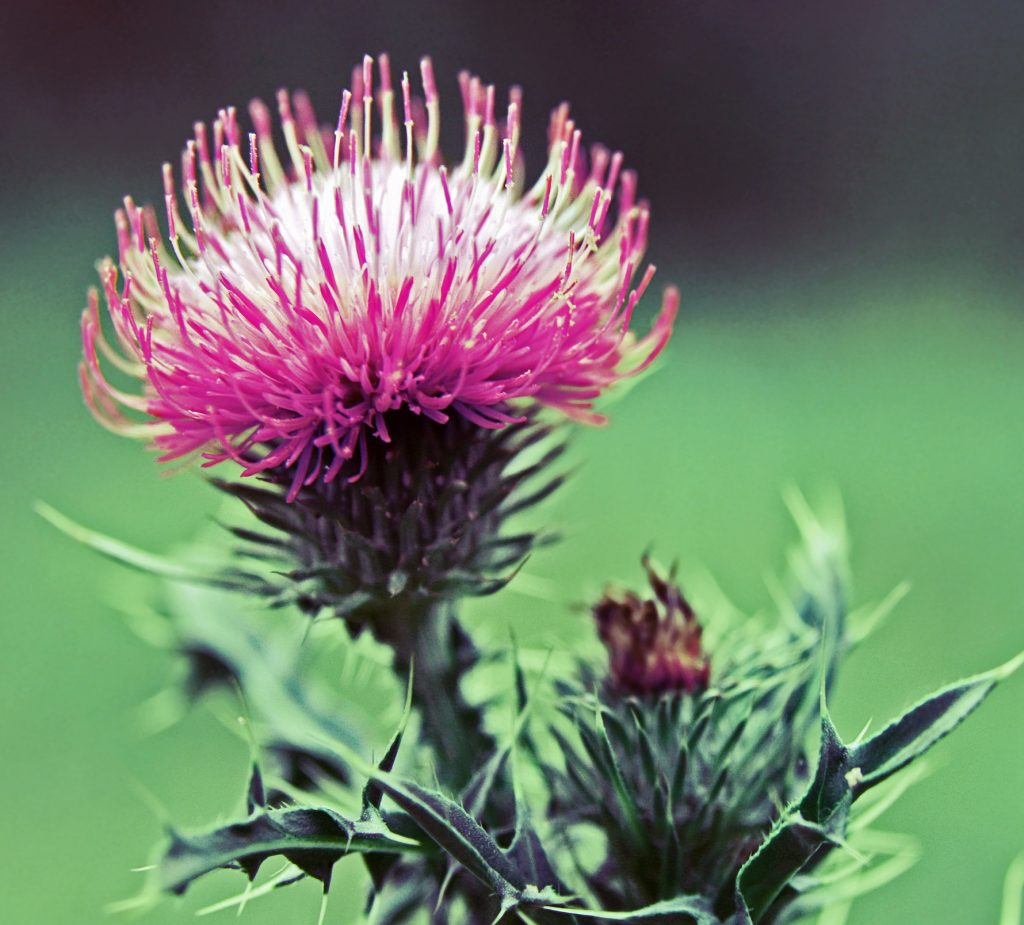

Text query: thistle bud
(594, 556), (710, 696)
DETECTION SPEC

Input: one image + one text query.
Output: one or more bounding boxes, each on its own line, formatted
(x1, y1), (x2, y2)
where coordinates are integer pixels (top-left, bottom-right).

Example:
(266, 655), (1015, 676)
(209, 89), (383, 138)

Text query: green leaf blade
(543, 894), (719, 923)
(851, 653), (1023, 794)
(158, 806), (424, 896)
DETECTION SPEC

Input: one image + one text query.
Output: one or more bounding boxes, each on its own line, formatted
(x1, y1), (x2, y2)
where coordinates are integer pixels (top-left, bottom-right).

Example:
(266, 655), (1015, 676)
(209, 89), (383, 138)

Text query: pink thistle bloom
(81, 55), (678, 500)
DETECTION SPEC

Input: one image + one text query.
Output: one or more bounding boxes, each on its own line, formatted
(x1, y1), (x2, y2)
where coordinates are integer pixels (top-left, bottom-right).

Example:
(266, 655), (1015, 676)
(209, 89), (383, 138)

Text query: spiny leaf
(735, 712), (851, 923)
(364, 773), (525, 895)
(799, 711), (852, 824)
(330, 737), (574, 910)
(734, 651), (1020, 923)
(542, 894), (719, 923)
(734, 817), (836, 924)
(849, 652), (1024, 794)
(158, 805), (424, 896)
(507, 820), (562, 901)
(329, 739), (526, 894)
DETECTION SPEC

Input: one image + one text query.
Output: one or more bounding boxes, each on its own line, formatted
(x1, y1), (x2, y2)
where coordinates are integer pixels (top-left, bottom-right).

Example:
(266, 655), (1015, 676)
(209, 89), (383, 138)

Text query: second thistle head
(594, 556), (710, 696)
(542, 520), (854, 916)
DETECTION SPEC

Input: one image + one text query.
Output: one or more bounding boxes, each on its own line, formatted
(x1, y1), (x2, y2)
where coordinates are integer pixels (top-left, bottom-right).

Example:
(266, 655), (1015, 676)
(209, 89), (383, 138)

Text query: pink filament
(82, 55), (678, 498)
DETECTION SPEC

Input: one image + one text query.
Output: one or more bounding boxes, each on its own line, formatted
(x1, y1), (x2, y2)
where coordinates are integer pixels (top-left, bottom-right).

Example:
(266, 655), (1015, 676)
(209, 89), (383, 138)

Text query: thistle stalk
(374, 600), (492, 791)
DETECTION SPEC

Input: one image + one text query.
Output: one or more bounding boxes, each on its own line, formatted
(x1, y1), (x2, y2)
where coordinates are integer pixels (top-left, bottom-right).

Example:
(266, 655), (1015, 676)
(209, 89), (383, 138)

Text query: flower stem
(374, 601), (493, 791)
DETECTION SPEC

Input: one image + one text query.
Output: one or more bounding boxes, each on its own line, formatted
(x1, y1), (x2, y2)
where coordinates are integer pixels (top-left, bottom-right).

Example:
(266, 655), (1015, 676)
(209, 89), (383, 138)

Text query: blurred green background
(2, 2), (1022, 922)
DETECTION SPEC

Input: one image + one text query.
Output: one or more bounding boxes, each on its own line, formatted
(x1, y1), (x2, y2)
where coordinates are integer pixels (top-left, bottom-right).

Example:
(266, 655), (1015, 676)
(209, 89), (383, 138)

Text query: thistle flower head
(81, 54), (677, 501)
(594, 556), (710, 696)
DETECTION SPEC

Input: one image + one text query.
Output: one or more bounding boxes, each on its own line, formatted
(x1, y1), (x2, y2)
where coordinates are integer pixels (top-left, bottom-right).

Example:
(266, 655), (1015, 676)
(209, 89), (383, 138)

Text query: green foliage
(542, 896), (718, 922)
(847, 653), (1024, 794)
(160, 802), (424, 895)
(535, 504), (851, 918)
(733, 650), (1023, 925)
(44, 489), (1020, 924)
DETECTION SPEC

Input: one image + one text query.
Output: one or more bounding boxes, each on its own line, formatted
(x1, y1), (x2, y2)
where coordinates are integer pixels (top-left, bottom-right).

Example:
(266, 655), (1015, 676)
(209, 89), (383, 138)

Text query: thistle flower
(81, 54), (677, 502)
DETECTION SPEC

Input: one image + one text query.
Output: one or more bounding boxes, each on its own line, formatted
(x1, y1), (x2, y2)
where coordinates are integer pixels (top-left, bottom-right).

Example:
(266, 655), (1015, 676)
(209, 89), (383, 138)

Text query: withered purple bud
(594, 556), (710, 696)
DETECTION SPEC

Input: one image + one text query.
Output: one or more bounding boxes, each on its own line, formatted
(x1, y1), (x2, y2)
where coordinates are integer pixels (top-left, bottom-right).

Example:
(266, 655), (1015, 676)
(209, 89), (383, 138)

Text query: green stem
(374, 600), (494, 792)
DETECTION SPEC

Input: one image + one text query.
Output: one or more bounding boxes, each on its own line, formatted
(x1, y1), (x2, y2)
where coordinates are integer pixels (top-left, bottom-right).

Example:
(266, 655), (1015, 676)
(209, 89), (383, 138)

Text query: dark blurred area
(3, 0), (1022, 285)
